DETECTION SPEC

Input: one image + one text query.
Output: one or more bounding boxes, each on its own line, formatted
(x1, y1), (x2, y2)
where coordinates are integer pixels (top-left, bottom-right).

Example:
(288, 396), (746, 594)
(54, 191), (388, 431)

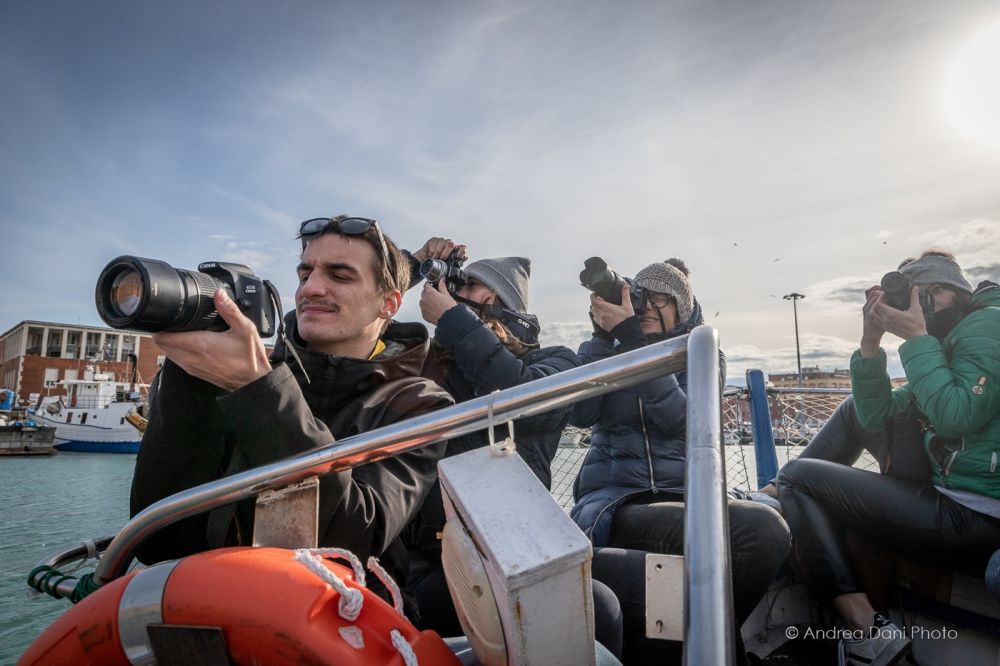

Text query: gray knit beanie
(634, 261), (695, 322)
(899, 254), (973, 296)
(465, 257), (531, 314)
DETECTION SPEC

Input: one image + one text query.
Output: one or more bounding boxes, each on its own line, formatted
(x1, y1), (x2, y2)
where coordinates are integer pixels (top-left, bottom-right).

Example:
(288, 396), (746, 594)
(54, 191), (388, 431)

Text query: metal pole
(783, 293), (805, 388)
(89, 334), (691, 586)
(746, 369), (779, 489)
(683, 326), (734, 666)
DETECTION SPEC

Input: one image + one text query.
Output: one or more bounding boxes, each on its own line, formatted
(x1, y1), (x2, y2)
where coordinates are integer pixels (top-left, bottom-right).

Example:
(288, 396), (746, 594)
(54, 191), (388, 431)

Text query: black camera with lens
(579, 257), (645, 311)
(95, 256), (277, 336)
(880, 271), (934, 315)
(419, 251), (469, 294)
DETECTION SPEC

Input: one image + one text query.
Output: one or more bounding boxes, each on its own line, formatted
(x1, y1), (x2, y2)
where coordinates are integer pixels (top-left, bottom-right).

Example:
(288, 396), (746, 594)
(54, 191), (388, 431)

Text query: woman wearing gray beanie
(400, 237), (622, 660)
(570, 258), (790, 665)
(776, 250), (1000, 666)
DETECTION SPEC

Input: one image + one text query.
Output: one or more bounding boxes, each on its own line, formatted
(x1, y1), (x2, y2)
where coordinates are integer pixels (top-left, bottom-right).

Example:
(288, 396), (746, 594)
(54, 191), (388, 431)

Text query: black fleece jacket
(130, 315), (453, 581)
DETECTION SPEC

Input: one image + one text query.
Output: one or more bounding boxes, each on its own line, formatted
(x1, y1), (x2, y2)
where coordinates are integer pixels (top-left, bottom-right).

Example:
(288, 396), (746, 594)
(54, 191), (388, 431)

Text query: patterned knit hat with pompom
(634, 261), (694, 322)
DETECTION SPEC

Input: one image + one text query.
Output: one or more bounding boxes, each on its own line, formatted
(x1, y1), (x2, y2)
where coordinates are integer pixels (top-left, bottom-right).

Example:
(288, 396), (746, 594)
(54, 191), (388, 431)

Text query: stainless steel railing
(683, 326), (734, 665)
(92, 332), (690, 584)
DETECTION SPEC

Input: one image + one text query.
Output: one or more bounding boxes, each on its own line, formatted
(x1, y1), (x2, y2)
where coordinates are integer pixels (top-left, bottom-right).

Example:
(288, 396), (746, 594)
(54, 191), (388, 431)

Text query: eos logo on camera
(245, 285), (258, 294)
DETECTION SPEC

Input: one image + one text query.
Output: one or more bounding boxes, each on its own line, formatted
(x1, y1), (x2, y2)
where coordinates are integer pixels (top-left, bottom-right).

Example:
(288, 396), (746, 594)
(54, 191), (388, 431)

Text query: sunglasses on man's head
(298, 216), (390, 268)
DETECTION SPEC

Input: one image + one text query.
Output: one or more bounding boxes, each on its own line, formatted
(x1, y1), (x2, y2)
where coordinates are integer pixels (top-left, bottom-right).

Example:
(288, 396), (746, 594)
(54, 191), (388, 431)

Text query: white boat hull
(34, 401), (142, 454)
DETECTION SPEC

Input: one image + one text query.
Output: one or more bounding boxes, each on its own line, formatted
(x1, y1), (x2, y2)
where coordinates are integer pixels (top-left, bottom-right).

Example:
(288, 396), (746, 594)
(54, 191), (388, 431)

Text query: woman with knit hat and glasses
(570, 258), (790, 665)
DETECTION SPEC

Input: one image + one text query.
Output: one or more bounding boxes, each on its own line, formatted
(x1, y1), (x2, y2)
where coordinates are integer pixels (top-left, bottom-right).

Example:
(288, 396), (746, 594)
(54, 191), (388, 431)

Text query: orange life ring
(19, 547), (459, 665)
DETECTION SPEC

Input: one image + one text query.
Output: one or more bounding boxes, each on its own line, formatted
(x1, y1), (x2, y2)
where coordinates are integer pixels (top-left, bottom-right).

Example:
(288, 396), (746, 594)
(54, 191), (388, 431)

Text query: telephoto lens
(880, 271), (914, 310)
(95, 256), (231, 333)
(579, 257), (627, 304)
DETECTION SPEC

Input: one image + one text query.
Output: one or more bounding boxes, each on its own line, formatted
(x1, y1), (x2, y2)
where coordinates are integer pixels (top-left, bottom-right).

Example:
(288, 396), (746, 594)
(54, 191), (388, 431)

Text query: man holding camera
(130, 216), (454, 584)
(776, 250), (1000, 666)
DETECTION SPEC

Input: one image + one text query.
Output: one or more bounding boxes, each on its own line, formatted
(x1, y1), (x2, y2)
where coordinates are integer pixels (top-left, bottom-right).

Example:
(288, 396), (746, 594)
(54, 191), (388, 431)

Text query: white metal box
(438, 446), (596, 666)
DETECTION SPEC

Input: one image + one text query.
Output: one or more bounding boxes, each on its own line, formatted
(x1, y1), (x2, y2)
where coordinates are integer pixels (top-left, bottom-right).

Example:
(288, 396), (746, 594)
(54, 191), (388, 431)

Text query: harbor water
(0, 453), (134, 665)
(0, 444), (801, 663)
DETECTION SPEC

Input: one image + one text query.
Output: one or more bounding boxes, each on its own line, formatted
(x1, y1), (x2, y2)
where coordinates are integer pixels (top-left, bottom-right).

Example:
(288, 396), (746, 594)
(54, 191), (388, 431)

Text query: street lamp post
(783, 293), (805, 387)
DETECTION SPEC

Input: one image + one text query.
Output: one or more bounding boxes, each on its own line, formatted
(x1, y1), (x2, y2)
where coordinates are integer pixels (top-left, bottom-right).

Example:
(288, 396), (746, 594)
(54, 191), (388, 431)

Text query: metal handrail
(683, 326), (734, 665)
(88, 333), (692, 586)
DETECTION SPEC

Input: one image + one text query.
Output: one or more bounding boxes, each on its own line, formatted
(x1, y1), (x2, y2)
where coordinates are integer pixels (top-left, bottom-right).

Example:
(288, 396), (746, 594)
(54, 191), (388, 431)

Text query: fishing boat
(32, 365), (147, 453)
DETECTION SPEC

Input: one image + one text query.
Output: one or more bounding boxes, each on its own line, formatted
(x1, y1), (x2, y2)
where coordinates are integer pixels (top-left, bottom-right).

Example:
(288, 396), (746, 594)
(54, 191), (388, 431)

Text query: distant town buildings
(768, 366), (907, 389)
(0, 320), (164, 404)
(768, 366), (852, 388)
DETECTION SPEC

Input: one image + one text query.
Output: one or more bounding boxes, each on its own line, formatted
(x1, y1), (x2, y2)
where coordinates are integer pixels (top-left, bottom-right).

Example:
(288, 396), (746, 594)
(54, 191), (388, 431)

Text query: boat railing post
(91, 333), (695, 585)
(683, 326), (734, 666)
(746, 368), (779, 489)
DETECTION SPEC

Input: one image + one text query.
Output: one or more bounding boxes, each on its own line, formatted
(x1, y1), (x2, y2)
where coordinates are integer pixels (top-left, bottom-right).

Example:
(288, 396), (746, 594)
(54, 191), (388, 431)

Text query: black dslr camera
(579, 257), (645, 311)
(95, 256), (277, 336)
(880, 271), (934, 315)
(419, 251), (469, 295)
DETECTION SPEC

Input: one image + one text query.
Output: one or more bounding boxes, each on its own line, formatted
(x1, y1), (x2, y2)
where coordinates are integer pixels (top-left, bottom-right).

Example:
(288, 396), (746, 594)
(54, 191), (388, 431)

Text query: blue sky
(3, 0), (1000, 382)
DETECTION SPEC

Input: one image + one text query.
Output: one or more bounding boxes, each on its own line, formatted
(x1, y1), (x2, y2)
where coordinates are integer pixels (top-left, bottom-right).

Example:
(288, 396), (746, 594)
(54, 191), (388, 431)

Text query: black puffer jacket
(569, 301), (726, 546)
(130, 315), (453, 582)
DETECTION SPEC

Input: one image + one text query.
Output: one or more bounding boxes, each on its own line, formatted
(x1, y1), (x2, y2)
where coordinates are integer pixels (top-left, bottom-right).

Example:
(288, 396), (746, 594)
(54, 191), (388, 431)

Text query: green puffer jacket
(851, 282), (1000, 499)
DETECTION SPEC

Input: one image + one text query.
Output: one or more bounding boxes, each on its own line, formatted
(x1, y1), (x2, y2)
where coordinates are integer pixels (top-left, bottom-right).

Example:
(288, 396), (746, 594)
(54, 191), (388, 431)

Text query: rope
(27, 565), (103, 604)
(70, 573), (100, 603)
(390, 629), (419, 666)
(487, 390), (516, 456)
(27, 565), (75, 600)
(306, 547), (367, 586)
(293, 550), (364, 621)
(366, 556), (404, 615)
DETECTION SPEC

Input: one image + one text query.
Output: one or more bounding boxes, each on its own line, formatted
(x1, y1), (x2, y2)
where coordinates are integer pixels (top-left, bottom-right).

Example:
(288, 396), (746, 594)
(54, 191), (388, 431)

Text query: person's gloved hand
(590, 309), (613, 340)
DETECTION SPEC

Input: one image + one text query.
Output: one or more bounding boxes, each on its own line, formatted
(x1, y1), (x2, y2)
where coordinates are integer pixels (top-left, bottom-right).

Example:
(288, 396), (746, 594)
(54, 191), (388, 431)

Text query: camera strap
(451, 295), (541, 346)
(264, 280), (311, 385)
(883, 395), (931, 484)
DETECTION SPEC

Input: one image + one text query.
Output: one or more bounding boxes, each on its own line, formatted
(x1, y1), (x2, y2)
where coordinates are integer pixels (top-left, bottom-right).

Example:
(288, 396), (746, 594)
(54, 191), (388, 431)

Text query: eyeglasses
(299, 216), (391, 269)
(645, 292), (675, 309)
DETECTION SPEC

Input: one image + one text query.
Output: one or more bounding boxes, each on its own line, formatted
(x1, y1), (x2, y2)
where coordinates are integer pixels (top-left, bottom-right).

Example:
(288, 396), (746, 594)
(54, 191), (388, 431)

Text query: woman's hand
(862, 287), (927, 356)
(590, 285), (635, 333)
(860, 286), (887, 357)
(412, 236), (468, 264)
(420, 279), (459, 325)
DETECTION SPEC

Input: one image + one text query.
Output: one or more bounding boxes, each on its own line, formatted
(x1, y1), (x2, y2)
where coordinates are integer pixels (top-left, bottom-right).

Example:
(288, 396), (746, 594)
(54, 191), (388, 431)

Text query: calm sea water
(0, 453), (134, 665)
(0, 444), (829, 664)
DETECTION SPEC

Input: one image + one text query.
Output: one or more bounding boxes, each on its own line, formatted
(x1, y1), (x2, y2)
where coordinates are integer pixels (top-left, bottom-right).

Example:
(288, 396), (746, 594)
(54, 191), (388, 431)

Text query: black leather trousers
(777, 457), (1000, 599)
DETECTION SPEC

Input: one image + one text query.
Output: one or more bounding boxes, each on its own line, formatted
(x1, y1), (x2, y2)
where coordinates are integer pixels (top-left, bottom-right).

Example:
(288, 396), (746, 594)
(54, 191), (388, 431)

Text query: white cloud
(541, 321), (591, 351)
(909, 218), (1000, 280)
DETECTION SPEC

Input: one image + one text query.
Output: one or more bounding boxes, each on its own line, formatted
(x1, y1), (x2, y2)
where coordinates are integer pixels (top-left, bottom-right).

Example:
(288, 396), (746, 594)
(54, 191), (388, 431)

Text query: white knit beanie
(634, 261), (695, 322)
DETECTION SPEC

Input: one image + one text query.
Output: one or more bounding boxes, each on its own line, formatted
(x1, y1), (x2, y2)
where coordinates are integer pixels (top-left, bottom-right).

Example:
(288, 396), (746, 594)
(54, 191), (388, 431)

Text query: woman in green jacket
(777, 251), (1000, 666)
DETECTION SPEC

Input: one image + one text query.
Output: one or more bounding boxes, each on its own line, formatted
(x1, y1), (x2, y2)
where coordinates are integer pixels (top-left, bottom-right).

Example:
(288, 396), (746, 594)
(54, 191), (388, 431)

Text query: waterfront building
(768, 366), (907, 389)
(0, 320), (163, 405)
(769, 366), (852, 388)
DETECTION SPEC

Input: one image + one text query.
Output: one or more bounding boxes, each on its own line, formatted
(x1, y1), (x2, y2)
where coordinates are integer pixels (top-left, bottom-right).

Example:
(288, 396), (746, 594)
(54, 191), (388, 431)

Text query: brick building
(769, 366), (907, 389)
(0, 320), (164, 405)
(769, 366), (852, 388)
